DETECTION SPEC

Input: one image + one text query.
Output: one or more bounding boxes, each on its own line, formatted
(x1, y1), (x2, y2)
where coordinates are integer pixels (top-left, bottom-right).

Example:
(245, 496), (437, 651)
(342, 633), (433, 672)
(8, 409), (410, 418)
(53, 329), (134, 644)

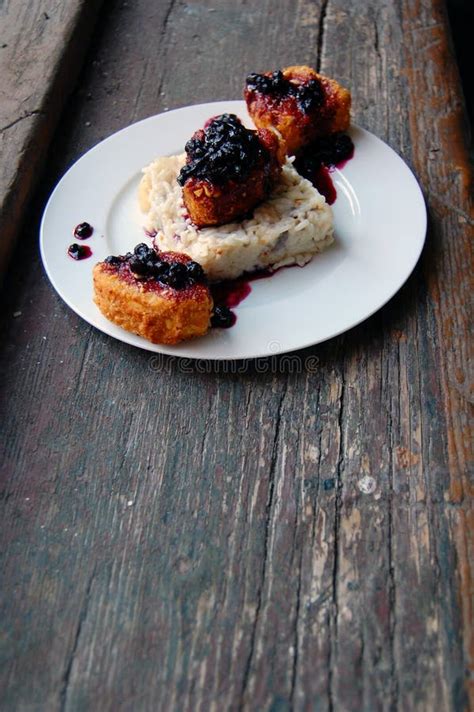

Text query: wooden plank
(0, 0), (104, 278)
(0, 0), (472, 711)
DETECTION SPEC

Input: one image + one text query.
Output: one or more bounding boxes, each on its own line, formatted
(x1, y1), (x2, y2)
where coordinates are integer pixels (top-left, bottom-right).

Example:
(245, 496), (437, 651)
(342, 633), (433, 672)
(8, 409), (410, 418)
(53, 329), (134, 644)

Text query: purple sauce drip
(210, 269), (274, 327)
(74, 222), (94, 239)
(294, 133), (354, 204)
(68, 243), (92, 260)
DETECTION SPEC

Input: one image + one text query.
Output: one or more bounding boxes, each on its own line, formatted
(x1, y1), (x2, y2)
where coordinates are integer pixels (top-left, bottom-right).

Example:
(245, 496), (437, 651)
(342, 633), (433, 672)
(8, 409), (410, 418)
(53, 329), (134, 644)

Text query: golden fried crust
(93, 261), (212, 344)
(245, 66), (351, 155)
(182, 128), (284, 228)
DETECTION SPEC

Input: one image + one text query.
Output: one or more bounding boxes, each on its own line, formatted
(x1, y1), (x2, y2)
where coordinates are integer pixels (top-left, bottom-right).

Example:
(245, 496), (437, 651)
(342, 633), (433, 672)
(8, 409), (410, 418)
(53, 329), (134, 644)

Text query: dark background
(447, 0), (474, 126)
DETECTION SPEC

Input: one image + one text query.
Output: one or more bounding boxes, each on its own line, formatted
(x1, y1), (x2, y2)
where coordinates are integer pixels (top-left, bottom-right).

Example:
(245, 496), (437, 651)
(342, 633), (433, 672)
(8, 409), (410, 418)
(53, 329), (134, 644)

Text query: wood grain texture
(0, 0), (104, 278)
(0, 1), (472, 711)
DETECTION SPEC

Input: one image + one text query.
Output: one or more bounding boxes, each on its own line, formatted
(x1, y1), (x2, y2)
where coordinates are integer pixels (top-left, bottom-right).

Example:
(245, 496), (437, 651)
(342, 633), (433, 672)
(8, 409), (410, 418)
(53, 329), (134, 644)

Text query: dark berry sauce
(68, 243), (92, 260)
(177, 113), (267, 186)
(211, 305), (236, 329)
(310, 165), (337, 205)
(296, 133), (354, 170)
(210, 269), (273, 327)
(73, 222), (94, 239)
(294, 132), (354, 204)
(103, 243), (207, 291)
(211, 280), (251, 309)
(211, 269), (270, 309)
(246, 71), (324, 113)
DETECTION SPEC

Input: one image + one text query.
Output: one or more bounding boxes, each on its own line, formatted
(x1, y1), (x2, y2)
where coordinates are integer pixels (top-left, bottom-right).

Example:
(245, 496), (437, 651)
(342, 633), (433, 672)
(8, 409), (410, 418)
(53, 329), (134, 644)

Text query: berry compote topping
(68, 243), (92, 260)
(294, 132), (354, 205)
(104, 243), (208, 290)
(246, 71), (324, 113)
(177, 113), (268, 186)
(73, 222), (94, 239)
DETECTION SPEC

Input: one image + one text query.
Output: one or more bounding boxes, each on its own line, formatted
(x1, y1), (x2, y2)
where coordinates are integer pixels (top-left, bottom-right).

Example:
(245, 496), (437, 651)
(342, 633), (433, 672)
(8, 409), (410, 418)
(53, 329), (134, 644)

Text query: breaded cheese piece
(178, 115), (285, 228)
(245, 65), (351, 155)
(93, 248), (212, 345)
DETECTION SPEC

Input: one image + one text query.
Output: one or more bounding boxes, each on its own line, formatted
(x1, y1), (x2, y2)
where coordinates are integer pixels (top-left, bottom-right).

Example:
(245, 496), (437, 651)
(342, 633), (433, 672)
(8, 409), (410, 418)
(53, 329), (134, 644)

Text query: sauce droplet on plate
(73, 222), (94, 239)
(68, 243), (92, 260)
(210, 269), (275, 327)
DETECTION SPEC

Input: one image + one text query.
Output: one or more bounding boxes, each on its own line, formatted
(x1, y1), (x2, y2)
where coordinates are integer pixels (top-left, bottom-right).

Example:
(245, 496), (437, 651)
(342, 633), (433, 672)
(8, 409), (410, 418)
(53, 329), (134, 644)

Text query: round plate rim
(40, 100), (427, 360)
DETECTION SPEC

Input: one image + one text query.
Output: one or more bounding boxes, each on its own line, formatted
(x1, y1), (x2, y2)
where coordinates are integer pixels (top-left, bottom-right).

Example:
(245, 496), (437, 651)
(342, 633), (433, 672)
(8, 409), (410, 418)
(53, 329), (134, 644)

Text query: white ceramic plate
(40, 100), (426, 360)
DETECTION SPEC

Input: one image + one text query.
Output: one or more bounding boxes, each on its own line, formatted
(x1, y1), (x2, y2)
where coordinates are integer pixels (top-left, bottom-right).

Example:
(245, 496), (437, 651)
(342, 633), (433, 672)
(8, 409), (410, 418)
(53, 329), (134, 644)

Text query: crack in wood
(328, 366), (345, 711)
(387, 376), (399, 710)
(132, 58), (150, 121)
(359, 630), (366, 704)
(154, 0), (178, 106)
(0, 110), (44, 135)
(291, 377), (319, 709)
(429, 191), (474, 224)
(59, 569), (96, 712)
(290, 544), (304, 709)
(373, 20), (382, 64)
(238, 386), (287, 709)
(326, 603), (334, 712)
(73, 332), (94, 394)
(316, 0), (329, 73)
(161, 0), (178, 40)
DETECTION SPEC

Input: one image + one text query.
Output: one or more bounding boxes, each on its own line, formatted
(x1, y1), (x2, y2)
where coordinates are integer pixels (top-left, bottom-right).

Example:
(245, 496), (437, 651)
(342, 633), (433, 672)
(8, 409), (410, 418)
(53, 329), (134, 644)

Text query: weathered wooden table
(1, 1), (472, 710)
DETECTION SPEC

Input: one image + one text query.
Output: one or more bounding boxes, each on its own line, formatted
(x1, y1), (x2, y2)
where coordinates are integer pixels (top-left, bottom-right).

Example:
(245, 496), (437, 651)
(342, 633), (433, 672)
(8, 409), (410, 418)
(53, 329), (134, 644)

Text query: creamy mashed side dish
(139, 153), (334, 282)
